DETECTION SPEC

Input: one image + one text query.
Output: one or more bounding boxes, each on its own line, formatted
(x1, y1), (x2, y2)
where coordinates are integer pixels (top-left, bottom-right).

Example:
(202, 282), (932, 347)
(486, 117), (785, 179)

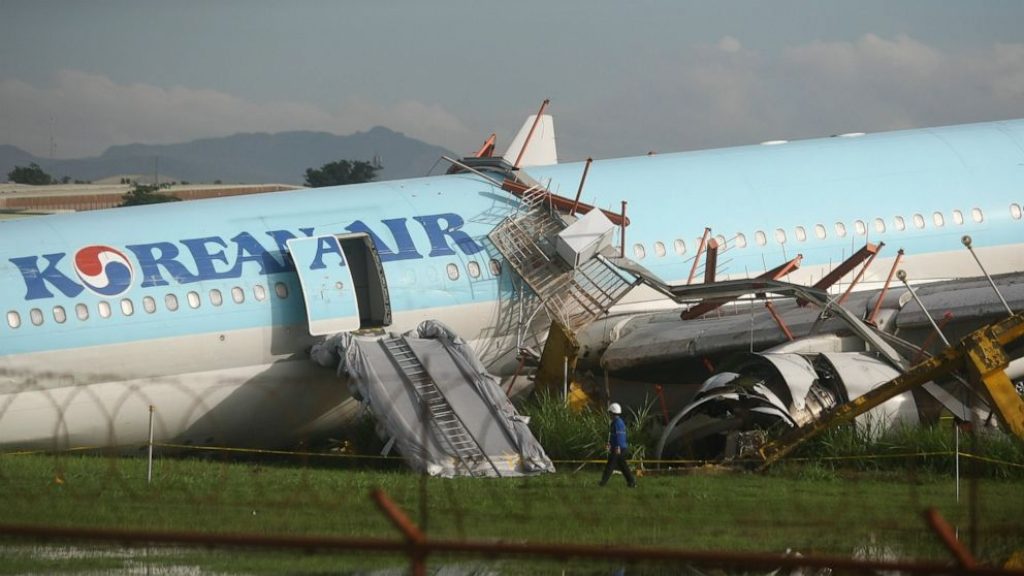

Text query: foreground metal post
(925, 507), (978, 570)
(147, 405), (154, 485)
(373, 489), (427, 576)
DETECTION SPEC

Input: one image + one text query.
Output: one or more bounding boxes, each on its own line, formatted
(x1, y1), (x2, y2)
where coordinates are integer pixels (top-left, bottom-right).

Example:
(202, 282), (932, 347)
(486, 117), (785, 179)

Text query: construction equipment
(755, 311), (1024, 469)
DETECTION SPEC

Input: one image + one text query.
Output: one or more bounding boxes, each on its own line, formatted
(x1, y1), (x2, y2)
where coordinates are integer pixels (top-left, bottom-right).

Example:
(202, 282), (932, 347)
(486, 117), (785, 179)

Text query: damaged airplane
(2, 108), (1024, 468)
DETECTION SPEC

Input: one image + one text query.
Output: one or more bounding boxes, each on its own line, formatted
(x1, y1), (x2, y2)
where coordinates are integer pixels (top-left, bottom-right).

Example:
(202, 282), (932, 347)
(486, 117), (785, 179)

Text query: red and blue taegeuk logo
(73, 245), (135, 297)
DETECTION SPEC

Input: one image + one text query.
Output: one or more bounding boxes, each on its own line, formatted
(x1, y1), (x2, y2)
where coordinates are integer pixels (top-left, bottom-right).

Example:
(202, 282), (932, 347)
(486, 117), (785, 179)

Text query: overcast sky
(2, 1), (1023, 161)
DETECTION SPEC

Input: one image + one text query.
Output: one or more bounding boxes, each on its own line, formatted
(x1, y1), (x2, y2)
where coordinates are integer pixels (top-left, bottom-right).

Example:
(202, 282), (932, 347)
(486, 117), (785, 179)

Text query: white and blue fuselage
(2, 119), (1023, 450)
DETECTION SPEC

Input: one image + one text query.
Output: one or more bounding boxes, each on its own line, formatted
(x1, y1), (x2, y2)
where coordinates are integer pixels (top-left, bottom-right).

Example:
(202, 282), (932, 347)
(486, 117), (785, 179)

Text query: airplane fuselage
(2, 118), (1023, 450)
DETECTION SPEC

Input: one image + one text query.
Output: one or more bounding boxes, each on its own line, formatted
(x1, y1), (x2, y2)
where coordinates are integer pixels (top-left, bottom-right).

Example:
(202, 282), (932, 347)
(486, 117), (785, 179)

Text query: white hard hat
(608, 402), (622, 415)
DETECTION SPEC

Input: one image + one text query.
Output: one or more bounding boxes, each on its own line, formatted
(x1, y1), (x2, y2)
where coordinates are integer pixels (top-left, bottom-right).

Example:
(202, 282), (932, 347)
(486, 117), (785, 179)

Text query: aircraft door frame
(287, 233), (392, 336)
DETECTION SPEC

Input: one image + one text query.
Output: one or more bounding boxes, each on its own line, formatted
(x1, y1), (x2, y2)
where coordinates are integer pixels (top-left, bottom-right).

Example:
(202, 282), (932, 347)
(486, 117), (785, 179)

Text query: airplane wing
(598, 273), (1024, 372)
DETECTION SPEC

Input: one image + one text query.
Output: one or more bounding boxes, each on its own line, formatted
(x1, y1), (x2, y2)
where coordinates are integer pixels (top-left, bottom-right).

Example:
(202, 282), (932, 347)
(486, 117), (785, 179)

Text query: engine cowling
(655, 352), (921, 461)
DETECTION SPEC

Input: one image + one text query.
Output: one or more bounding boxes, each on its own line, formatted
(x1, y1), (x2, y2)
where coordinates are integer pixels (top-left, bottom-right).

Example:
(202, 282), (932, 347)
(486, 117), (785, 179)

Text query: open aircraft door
(287, 234), (391, 336)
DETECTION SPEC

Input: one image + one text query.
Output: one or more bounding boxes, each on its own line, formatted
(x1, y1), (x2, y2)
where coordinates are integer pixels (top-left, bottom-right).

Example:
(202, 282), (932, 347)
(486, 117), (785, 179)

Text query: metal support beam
(687, 228), (711, 285)
(798, 242), (879, 306)
(757, 312), (1024, 469)
(681, 255), (802, 320)
(703, 238), (719, 284)
(513, 99), (550, 169)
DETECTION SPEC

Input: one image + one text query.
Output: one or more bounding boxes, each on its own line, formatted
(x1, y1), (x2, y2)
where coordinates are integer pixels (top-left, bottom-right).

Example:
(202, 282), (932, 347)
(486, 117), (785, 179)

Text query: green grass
(0, 452), (1021, 573)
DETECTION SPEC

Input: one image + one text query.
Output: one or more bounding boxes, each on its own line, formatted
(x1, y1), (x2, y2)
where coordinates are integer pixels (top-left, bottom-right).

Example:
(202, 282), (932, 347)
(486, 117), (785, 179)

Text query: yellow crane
(756, 311), (1024, 470)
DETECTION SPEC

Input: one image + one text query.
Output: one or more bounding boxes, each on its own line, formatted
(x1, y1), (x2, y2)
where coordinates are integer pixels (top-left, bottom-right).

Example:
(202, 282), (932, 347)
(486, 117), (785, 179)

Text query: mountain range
(0, 127), (455, 185)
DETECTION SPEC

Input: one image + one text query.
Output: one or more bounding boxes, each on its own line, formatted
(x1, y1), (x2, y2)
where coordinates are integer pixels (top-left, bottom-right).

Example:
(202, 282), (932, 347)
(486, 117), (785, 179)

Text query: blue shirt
(609, 416), (628, 450)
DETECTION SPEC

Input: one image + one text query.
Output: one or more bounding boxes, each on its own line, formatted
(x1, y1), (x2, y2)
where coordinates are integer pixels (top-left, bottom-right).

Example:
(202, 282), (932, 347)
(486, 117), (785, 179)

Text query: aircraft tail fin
(502, 114), (558, 167)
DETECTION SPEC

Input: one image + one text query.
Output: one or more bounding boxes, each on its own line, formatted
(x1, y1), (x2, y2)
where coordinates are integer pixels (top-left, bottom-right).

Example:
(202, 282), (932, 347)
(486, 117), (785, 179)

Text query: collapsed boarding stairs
(312, 321), (554, 478)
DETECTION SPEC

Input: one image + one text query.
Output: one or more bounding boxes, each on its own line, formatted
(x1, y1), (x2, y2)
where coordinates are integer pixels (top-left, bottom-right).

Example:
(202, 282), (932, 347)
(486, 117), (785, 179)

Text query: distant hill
(0, 127), (455, 185)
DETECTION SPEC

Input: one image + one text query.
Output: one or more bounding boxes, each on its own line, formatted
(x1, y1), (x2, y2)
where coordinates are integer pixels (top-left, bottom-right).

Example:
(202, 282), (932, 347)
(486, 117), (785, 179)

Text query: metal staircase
(489, 187), (637, 332)
(382, 336), (497, 477)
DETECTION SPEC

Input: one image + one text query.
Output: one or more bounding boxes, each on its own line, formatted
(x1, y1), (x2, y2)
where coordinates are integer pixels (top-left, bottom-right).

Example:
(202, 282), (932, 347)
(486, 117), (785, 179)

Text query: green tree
(7, 163), (53, 185)
(303, 160), (380, 188)
(120, 183), (182, 207)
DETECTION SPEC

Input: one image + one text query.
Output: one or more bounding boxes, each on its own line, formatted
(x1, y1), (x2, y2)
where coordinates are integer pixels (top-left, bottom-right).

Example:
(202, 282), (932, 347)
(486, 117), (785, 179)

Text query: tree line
(6, 158), (380, 206)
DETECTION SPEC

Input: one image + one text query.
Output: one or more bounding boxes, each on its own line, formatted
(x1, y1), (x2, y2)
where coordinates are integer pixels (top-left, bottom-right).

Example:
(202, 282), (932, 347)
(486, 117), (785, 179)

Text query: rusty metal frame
(681, 255), (802, 320)
(0, 493), (1017, 575)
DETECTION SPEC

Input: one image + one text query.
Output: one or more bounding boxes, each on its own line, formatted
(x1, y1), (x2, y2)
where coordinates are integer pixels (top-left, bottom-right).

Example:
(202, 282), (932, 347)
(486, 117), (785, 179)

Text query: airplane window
(489, 259), (502, 276)
(254, 284), (267, 301)
(274, 283), (288, 299)
(53, 306), (67, 324)
(446, 263), (460, 281)
(735, 233), (747, 248)
(952, 209), (965, 225)
(712, 235), (726, 250)
(755, 231), (767, 246)
(633, 243), (646, 259)
(143, 296), (156, 314)
(76, 303), (89, 321)
(231, 287), (245, 304)
(6, 311), (20, 329)
(673, 239), (686, 255)
(467, 261), (482, 277)
(894, 216), (906, 231)
(186, 291), (201, 309)
(814, 224), (826, 239)
(933, 211), (945, 227)
(1011, 203), (1022, 220)
(119, 299), (133, 316)
(834, 222), (847, 237)
(971, 207), (984, 223)
(774, 228), (786, 244)
(794, 226), (807, 242)
(210, 289), (224, 306)
(30, 308), (43, 326)
(913, 213), (925, 229)
(165, 294), (179, 311)
(654, 241), (666, 257)
(854, 220), (866, 236)
(98, 301), (112, 319)
(874, 218), (886, 233)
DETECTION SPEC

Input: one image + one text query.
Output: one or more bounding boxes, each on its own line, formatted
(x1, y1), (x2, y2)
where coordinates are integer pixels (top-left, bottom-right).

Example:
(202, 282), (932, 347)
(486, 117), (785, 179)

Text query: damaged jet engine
(655, 351), (924, 461)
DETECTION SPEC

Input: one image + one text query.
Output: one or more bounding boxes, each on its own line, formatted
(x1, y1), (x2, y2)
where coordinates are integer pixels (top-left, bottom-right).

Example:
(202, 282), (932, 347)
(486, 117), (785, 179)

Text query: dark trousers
(600, 450), (636, 486)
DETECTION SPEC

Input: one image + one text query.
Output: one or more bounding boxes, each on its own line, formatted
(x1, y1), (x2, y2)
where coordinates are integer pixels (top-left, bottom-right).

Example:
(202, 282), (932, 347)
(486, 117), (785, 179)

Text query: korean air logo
(73, 245), (135, 297)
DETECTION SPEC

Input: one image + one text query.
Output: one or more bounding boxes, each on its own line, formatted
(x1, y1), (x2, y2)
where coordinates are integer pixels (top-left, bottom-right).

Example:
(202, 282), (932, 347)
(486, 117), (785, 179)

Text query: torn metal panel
(655, 351), (923, 461)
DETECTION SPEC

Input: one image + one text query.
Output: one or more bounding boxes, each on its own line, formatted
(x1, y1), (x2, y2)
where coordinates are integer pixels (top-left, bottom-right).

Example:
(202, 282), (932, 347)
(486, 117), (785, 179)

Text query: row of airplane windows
(445, 258), (502, 282)
(630, 205), (1018, 260)
(5, 282), (291, 330)
(8, 257), (508, 327)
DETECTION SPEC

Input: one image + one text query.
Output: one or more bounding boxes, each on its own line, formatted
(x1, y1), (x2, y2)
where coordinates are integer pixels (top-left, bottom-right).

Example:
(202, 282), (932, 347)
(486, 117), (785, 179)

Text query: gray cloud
(557, 34), (1024, 160)
(1, 34), (1022, 161)
(0, 70), (471, 158)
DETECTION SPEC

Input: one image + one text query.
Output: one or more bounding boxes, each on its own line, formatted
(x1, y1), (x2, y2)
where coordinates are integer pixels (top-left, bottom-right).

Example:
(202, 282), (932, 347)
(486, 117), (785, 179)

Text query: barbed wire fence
(1, 376), (1023, 575)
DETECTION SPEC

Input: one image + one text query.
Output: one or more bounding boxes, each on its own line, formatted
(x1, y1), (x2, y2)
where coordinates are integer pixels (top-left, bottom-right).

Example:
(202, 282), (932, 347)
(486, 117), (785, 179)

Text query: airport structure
(0, 182), (300, 213)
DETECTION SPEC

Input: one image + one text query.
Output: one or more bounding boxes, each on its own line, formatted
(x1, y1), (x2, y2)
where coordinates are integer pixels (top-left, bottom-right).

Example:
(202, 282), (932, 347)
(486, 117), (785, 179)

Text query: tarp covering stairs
(311, 321), (555, 478)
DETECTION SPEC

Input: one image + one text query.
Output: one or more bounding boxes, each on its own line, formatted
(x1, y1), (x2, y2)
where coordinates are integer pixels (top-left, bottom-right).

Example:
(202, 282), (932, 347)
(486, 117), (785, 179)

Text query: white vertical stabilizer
(502, 114), (557, 167)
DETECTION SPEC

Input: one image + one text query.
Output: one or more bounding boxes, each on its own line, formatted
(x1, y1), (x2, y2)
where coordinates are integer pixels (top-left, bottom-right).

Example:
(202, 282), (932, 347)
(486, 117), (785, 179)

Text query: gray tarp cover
(311, 321), (554, 477)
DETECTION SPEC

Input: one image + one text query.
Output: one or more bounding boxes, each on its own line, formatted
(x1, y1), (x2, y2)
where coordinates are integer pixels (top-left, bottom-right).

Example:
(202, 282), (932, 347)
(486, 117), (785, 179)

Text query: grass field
(0, 452), (1021, 574)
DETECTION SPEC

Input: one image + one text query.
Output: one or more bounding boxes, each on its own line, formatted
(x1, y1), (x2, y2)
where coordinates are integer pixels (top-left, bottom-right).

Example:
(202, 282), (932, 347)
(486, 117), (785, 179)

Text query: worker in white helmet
(599, 402), (636, 488)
